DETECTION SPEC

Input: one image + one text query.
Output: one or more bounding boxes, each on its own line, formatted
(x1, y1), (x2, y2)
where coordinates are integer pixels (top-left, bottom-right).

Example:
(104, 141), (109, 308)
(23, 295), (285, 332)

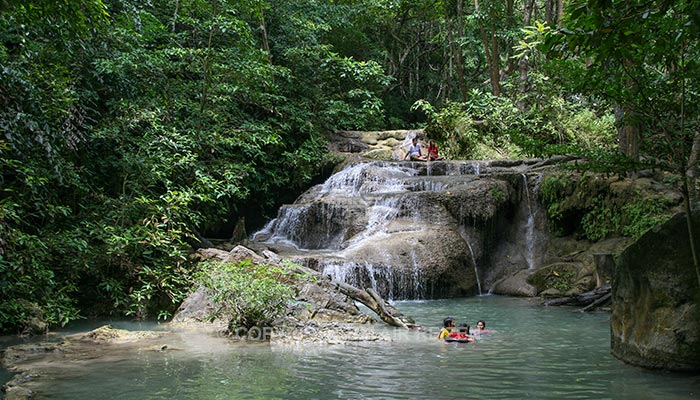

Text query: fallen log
(579, 292), (612, 312)
(543, 284), (612, 310)
(290, 263), (415, 329)
(333, 281), (414, 329)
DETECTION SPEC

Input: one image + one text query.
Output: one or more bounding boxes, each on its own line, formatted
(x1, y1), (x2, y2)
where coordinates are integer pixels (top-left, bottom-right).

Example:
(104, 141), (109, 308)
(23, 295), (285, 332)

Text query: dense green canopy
(1, 0), (698, 333)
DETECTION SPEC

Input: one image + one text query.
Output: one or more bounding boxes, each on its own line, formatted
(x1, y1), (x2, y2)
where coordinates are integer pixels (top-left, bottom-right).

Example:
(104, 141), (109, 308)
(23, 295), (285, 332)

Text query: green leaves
(1, 0), (350, 332)
(416, 87), (616, 160)
(196, 260), (297, 330)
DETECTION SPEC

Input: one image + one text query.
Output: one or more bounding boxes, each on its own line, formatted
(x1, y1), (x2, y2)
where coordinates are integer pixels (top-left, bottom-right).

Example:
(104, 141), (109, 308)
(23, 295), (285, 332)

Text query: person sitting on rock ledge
(404, 137), (426, 161)
(427, 140), (442, 161)
(437, 316), (455, 339)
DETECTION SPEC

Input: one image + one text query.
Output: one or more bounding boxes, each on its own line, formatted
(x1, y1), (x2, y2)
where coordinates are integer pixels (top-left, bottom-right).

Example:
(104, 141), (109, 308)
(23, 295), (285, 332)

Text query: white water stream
(253, 159), (538, 299)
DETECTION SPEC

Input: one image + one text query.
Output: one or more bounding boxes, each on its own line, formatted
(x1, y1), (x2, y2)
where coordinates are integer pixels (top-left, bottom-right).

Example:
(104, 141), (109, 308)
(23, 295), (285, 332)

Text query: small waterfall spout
(521, 173), (542, 270)
(459, 227), (482, 295)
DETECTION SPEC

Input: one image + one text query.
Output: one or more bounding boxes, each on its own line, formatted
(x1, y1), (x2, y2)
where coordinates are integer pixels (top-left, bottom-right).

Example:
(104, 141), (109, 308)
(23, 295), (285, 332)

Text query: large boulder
(174, 246), (374, 327)
(341, 226), (477, 298)
(492, 269), (537, 297)
(611, 211), (700, 371)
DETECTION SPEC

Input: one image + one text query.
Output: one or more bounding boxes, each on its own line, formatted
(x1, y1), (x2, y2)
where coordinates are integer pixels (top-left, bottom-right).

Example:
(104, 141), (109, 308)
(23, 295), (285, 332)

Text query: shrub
(196, 259), (297, 331)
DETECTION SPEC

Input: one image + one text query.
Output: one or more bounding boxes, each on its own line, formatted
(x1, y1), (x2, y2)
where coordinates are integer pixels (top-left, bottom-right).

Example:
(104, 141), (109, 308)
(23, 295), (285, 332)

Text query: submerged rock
(1, 325), (169, 399)
(271, 321), (390, 345)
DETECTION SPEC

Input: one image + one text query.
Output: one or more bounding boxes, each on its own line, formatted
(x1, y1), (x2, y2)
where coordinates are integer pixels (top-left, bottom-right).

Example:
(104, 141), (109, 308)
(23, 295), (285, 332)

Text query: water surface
(3, 296), (698, 399)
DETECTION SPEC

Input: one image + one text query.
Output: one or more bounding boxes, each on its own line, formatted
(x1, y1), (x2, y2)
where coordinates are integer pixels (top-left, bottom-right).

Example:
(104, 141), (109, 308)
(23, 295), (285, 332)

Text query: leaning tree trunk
(332, 281), (415, 329)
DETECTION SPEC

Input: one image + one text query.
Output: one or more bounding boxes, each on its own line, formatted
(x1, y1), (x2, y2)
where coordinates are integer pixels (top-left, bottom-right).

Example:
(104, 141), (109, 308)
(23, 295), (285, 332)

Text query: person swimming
(473, 320), (492, 334)
(437, 317), (455, 339)
(445, 323), (475, 342)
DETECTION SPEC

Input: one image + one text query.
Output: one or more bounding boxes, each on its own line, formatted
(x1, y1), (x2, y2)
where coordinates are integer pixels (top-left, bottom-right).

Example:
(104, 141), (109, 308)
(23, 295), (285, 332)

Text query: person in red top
(445, 323), (475, 342)
(427, 140), (442, 161)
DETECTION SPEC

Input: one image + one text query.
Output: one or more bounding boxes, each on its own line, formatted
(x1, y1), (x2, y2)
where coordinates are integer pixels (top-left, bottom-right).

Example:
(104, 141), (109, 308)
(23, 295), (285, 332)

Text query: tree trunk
(557, 0), (564, 28)
(542, 284), (611, 308)
(517, 0), (535, 111)
(200, 2), (218, 114)
(681, 44), (700, 289)
(614, 104), (639, 162)
(258, 6), (271, 62)
(544, 0), (564, 27)
(474, 0), (501, 95)
(451, 0), (468, 100)
(681, 180), (700, 292)
(332, 281), (414, 329)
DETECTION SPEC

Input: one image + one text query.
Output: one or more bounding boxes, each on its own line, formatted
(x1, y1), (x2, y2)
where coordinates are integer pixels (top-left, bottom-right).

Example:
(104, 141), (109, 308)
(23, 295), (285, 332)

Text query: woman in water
(473, 320), (491, 334)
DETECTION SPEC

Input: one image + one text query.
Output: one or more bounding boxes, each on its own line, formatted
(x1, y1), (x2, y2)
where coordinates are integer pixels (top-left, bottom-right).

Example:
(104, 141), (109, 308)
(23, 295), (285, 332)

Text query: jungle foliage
(539, 173), (679, 241)
(196, 259), (300, 332)
(2, 0), (699, 333)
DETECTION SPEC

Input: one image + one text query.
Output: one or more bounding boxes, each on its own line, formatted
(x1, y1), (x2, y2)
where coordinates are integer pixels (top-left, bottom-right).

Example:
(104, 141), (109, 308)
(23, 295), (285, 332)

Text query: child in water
(445, 323), (475, 342)
(437, 317), (455, 339)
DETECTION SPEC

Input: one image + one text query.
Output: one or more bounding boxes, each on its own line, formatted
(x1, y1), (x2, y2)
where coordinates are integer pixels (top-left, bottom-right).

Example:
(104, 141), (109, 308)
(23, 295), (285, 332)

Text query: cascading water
(521, 173), (543, 270)
(344, 196), (401, 249)
(459, 226), (482, 295)
(252, 155), (527, 299)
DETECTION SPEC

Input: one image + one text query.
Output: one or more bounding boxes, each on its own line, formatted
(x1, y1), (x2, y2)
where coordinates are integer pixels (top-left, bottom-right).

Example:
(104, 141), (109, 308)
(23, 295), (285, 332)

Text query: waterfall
(320, 162), (411, 197)
(445, 161), (481, 176)
(466, 241), (482, 295)
(409, 249), (425, 299)
(459, 227), (482, 295)
(254, 162), (414, 249)
(462, 161), (481, 175)
(521, 173), (542, 270)
(320, 259), (424, 300)
(251, 155), (544, 300)
(344, 196), (401, 248)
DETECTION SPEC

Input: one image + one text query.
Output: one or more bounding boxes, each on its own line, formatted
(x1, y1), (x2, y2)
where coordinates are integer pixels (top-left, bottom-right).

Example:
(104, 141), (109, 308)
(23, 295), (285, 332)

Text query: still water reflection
(5, 296), (699, 399)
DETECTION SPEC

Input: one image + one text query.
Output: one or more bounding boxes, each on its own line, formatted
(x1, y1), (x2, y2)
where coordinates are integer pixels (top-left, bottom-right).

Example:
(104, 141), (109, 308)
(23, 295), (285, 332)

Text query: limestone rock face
(341, 226), (477, 298)
(251, 158), (545, 299)
(611, 211), (700, 371)
(492, 270), (537, 297)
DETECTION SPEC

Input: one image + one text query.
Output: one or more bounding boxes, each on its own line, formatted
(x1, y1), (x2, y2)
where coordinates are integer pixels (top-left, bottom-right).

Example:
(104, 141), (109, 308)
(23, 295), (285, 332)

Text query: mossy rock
(612, 211), (700, 371)
(363, 149), (394, 160)
(574, 275), (596, 293)
(528, 263), (581, 294)
(539, 287), (562, 298)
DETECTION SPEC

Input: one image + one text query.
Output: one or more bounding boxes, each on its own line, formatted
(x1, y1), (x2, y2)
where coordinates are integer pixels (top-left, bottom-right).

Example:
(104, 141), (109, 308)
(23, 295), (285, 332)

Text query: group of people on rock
(403, 137), (442, 161)
(437, 316), (491, 343)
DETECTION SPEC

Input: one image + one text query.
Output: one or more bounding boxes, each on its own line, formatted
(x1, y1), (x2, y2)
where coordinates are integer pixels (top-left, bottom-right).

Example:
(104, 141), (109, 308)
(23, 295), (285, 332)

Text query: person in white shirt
(403, 137), (426, 161)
